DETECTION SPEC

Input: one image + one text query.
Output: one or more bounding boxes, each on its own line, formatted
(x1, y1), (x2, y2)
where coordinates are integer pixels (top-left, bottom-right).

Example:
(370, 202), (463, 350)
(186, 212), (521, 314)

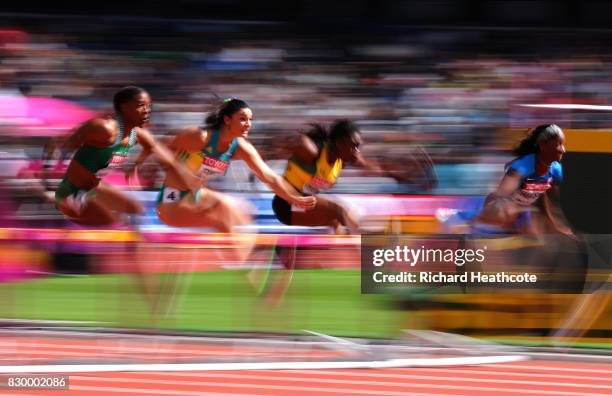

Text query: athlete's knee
(335, 204), (352, 226)
(78, 211), (116, 226)
(227, 211), (250, 230)
(58, 201), (79, 219)
(219, 200), (251, 226)
(216, 218), (234, 233)
(156, 205), (172, 226)
(234, 210), (252, 225)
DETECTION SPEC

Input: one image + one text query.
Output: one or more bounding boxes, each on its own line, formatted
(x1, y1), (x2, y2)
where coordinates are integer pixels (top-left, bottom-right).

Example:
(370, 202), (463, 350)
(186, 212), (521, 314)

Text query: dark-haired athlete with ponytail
(272, 120), (362, 233)
(54, 86), (193, 317)
(156, 98), (315, 251)
(273, 119), (406, 233)
(56, 86), (186, 225)
(256, 120), (415, 304)
(475, 125), (605, 345)
(474, 124), (572, 236)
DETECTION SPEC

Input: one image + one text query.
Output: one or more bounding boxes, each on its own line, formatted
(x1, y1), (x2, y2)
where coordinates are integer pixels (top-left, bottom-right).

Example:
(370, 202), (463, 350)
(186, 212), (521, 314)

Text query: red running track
(2, 362), (611, 396)
(0, 337), (610, 395)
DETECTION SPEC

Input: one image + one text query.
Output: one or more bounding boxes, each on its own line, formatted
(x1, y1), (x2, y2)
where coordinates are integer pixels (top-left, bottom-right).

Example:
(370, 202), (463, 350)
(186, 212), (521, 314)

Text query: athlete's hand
(292, 195), (317, 211)
(554, 223), (577, 240)
(124, 164), (138, 187)
(123, 164), (140, 190)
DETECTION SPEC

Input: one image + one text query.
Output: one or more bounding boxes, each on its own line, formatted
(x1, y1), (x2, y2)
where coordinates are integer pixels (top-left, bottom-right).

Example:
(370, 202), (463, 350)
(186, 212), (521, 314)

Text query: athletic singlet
(157, 128), (238, 206)
(174, 127), (239, 177)
(71, 118), (137, 177)
(506, 153), (563, 206)
(283, 144), (343, 195)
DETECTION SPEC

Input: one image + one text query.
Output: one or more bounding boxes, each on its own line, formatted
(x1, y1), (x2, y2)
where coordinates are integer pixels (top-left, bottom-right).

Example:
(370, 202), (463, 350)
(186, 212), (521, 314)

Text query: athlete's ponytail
(302, 119), (360, 151)
(513, 124), (563, 157)
(204, 97), (250, 129)
(304, 123), (329, 150)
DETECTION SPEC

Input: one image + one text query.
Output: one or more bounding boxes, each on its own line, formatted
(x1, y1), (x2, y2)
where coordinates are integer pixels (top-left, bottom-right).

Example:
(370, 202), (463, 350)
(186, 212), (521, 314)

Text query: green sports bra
(72, 117), (137, 176)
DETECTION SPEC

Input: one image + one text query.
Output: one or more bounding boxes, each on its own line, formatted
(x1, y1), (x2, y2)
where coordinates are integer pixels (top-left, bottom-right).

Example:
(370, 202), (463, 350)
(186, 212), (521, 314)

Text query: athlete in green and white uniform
(55, 86), (189, 226)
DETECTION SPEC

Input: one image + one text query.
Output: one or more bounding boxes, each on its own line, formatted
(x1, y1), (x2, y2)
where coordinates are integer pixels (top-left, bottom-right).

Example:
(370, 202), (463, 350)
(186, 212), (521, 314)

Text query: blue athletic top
(506, 153), (563, 206)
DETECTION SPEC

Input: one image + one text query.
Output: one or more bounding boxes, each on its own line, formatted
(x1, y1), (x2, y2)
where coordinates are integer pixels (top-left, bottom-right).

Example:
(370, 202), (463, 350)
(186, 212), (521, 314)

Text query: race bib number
(162, 187), (181, 203)
(291, 204), (306, 213)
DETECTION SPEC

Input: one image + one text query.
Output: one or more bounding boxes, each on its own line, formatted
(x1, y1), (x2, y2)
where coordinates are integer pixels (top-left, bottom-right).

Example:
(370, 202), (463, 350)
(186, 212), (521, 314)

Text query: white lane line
(0, 332), (342, 349)
(0, 355), (527, 373)
(0, 341), (333, 357)
(0, 349), (286, 359)
(0, 343), (264, 356)
(519, 104), (612, 111)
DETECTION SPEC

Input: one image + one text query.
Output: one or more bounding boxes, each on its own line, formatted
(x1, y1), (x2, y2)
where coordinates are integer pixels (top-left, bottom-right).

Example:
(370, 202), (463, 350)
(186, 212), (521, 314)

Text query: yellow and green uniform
(273, 144), (343, 225)
(157, 127), (238, 205)
(284, 144), (343, 195)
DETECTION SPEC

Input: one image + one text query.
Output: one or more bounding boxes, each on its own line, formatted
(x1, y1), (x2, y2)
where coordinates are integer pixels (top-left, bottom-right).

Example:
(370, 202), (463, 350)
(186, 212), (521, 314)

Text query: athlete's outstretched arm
(542, 185), (574, 237)
(352, 154), (402, 179)
(477, 170), (523, 225)
(352, 148), (437, 190)
(135, 128), (201, 191)
(62, 118), (113, 151)
(236, 139), (316, 210)
(491, 170), (522, 198)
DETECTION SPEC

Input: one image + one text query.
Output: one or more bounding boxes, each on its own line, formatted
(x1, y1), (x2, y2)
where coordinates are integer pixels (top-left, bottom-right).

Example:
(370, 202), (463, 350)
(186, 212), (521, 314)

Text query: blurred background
(0, 1), (610, 346)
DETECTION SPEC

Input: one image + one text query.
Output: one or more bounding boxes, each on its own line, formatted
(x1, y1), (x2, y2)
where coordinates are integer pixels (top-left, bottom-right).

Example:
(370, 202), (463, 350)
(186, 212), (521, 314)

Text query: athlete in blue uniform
(475, 124), (572, 236)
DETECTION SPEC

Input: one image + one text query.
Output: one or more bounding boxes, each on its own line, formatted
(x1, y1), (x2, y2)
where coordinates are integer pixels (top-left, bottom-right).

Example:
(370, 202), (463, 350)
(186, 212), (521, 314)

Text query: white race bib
(162, 187), (181, 203)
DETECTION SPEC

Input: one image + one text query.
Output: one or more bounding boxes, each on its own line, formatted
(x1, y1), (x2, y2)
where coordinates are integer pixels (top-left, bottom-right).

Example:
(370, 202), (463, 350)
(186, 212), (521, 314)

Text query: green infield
(0, 269), (609, 349)
(0, 269), (399, 338)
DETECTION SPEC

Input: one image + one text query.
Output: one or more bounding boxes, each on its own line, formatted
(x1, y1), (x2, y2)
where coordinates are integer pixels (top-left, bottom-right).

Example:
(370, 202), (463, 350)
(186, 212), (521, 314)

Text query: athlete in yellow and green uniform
(272, 120), (362, 231)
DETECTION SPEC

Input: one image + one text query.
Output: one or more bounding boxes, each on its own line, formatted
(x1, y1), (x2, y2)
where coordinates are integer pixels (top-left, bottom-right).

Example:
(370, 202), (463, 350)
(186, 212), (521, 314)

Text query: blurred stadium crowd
(0, 5), (608, 342)
(1, 13), (612, 225)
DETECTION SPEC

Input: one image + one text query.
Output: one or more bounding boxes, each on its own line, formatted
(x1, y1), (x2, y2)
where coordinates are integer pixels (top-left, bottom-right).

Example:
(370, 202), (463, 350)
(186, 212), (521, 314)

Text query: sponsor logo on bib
(108, 153), (128, 169)
(522, 180), (552, 192)
(304, 176), (334, 194)
(513, 178), (552, 205)
(202, 156), (229, 174)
